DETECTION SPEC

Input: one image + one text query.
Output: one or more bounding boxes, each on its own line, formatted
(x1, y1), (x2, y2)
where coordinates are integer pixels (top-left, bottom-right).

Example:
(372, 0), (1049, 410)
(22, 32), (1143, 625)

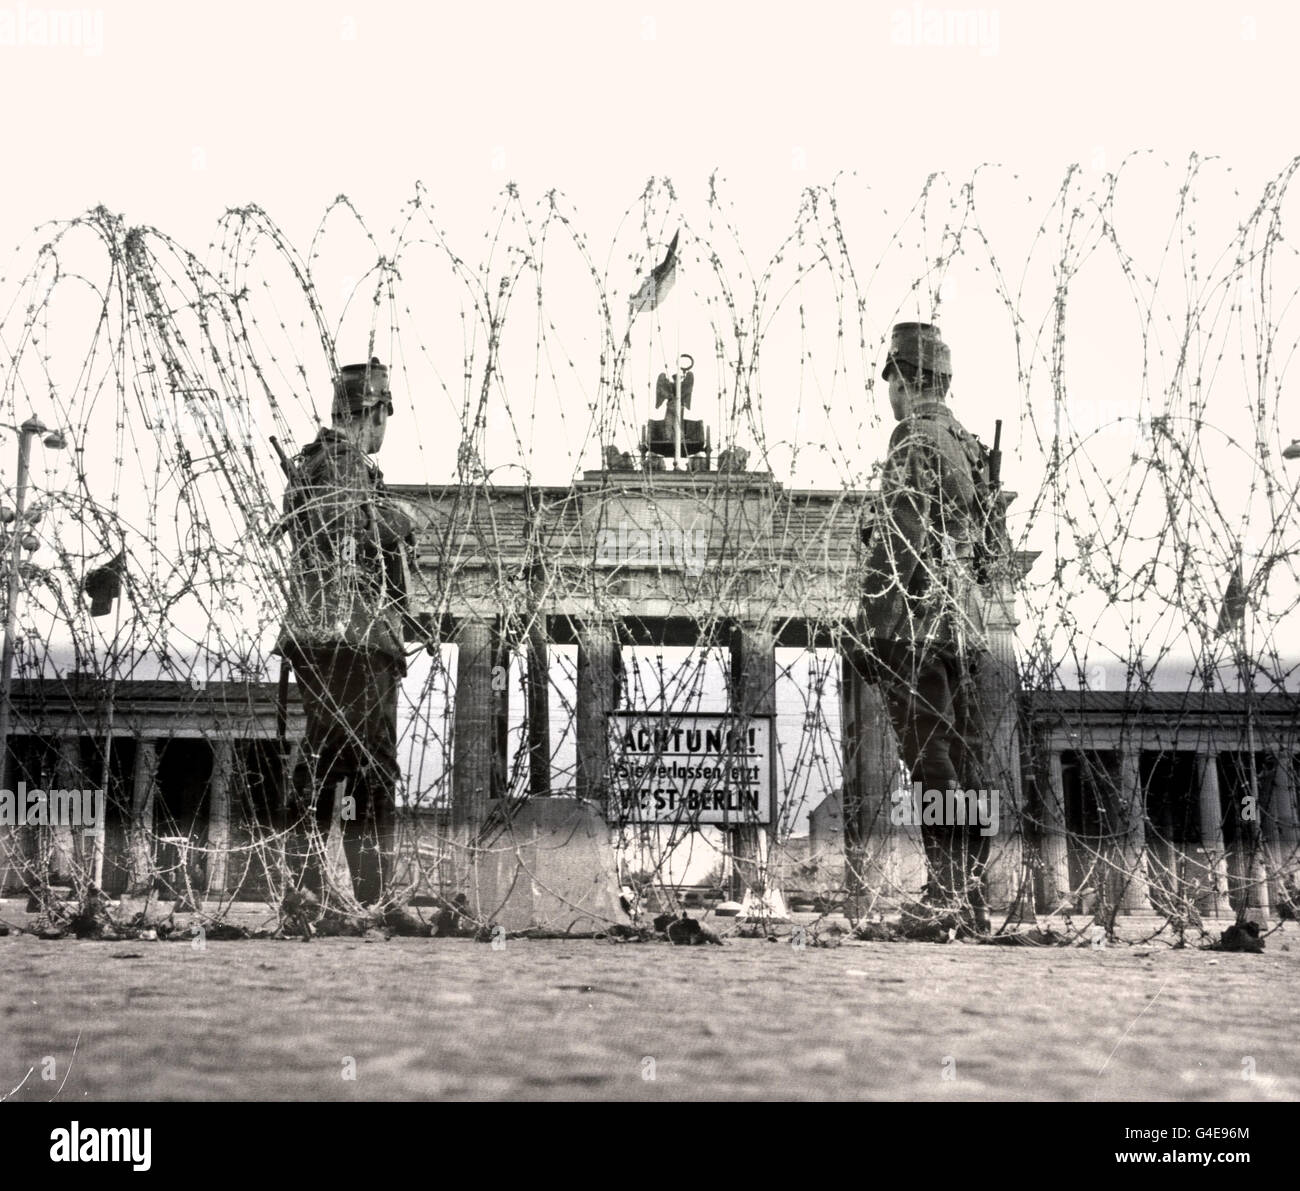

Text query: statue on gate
(643, 353), (710, 464)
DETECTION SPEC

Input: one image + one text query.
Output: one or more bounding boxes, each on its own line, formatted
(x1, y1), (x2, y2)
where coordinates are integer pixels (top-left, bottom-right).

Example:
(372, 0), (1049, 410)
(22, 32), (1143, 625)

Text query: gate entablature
(392, 470), (870, 625)
(390, 472), (1029, 643)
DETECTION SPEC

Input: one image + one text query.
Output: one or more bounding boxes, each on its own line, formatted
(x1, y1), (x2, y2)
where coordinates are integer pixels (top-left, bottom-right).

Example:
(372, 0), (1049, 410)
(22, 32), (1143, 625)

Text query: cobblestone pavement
(2, 914), (1298, 1101)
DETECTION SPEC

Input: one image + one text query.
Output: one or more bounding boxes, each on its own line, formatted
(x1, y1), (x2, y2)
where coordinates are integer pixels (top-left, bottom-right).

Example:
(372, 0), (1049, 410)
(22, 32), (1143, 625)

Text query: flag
(628, 231), (678, 317)
(83, 549), (127, 617)
(1215, 561), (1247, 636)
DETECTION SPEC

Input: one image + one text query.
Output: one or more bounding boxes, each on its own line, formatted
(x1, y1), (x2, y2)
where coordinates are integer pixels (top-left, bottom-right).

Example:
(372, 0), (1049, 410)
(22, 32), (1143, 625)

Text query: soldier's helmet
(881, 322), (952, 381)
(331, 357), (394, 421)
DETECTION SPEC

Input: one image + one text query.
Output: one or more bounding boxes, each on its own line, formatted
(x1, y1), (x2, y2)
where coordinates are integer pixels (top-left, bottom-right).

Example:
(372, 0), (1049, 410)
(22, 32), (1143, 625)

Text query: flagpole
(630, 231), (679, 471)
(0, 425), (36, 898)
(649, 302), (656, 458)
(0, 426), (37, 801)
(649, 233), (661, 463)
(672, 236), (682, 469)
(673, 367), (682, 472)
(0, 417), (67, 896)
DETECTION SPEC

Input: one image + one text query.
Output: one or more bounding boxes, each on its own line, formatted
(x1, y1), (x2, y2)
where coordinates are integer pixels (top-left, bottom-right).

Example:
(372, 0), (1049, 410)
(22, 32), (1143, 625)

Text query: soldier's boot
(902, 850), (961, 939)
(956, 893), (991, 937)
(950, 833), (990, 936)
(341, 807), (395, 910)
(345, 813), (423, 934)
(349, 771), (400, 910)
(346, 829), (383, 907)
(966, 870), (992, 934)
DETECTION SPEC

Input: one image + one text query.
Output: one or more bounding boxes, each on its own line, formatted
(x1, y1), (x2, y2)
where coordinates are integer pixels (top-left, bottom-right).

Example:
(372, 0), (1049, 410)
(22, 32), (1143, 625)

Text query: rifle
(270, 434), (295, 478)
(270, 435), (321, 547)
(975, 419), (1007, 585)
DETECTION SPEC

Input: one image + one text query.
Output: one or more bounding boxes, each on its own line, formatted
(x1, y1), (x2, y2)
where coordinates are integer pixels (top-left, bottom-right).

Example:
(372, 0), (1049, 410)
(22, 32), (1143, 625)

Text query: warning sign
(610, 712), (773, 825)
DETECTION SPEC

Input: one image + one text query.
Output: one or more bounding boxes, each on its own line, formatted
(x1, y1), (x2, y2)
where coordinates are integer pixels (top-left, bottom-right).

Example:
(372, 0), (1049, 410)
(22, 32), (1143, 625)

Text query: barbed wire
(0, 155), (1297, 944)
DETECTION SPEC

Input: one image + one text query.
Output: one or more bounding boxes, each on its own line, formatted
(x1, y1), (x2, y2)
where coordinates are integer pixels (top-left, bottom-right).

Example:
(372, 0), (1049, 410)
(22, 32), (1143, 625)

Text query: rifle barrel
(269, 435), (294, 479)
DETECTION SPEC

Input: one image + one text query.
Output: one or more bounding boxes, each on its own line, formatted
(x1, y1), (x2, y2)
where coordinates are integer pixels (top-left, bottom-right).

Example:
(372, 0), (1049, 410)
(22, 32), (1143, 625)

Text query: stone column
(50, 736), (84, 884)
(491, 630), (511, 802)
(1116, 748), (1151, 912)
(205, 739), (234, 899)
(729, 623), (776, 903)
(523, 494), (552, 797)
(1234, 753), (1270, 924)
(978, 576), (1026, 911)
(1260, 755), (1285, 910)
(1141, 756), (1178, 916)
(1039, 748), (1073, 912)
(1263, 753), (1298, 909)
(575, 620), (618, 807)
(525, 614), (551, 796)
(1222, 754), (1247, 914)
(839, 655), (896, 910)
(128, 737), (159, 894)
(0, 743), (37, 897)
(86, 737), (109, 891)
(1277, 753), (1300, 857)
(451, 618), (494, 845)
(1194, 750), (1230, 918)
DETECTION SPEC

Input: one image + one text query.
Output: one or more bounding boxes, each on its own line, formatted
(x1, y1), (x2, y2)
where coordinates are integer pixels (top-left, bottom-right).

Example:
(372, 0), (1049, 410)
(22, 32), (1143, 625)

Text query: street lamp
(0, 416), (66, 796)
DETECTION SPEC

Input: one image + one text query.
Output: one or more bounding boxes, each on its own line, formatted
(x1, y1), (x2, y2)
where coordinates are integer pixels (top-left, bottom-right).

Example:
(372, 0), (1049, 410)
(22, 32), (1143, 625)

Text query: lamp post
(0, 417), (66, 798)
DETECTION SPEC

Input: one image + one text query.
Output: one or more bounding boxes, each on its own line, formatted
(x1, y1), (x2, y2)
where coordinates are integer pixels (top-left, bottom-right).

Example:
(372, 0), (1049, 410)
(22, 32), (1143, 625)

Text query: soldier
(277, 358), (415, 913)
(856, 323), (999, 934)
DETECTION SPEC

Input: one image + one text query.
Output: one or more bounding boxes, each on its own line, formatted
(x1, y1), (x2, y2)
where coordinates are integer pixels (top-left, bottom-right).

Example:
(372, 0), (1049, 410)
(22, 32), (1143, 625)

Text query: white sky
(3, 0), (1300, 852)
(1, 0), (1293, 249)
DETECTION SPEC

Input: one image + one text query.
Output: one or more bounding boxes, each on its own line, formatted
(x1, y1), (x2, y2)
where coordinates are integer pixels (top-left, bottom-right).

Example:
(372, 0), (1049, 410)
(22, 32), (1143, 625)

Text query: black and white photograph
(0, 0), (1294, 1165)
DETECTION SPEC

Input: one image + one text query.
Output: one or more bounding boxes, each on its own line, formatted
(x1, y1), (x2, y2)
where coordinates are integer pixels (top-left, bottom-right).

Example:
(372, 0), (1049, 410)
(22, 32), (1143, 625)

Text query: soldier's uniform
(858, 323), (997, 929)
(277, 359), (413, 907)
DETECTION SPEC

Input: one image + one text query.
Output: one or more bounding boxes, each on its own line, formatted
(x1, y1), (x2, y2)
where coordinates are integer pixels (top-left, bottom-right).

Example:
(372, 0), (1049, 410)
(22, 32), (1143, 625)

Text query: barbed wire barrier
(0, 154), (1298, 945)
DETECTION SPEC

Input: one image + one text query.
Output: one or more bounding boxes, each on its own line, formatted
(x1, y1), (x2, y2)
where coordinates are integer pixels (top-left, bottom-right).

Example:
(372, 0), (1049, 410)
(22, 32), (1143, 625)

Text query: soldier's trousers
(875, 639), (992, 917)
(287, 645), (402, 905)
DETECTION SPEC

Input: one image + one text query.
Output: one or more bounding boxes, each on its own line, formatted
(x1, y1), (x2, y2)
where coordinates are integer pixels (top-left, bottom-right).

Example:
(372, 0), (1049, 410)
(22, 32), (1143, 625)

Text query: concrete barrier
(469, 797), (629, 933)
